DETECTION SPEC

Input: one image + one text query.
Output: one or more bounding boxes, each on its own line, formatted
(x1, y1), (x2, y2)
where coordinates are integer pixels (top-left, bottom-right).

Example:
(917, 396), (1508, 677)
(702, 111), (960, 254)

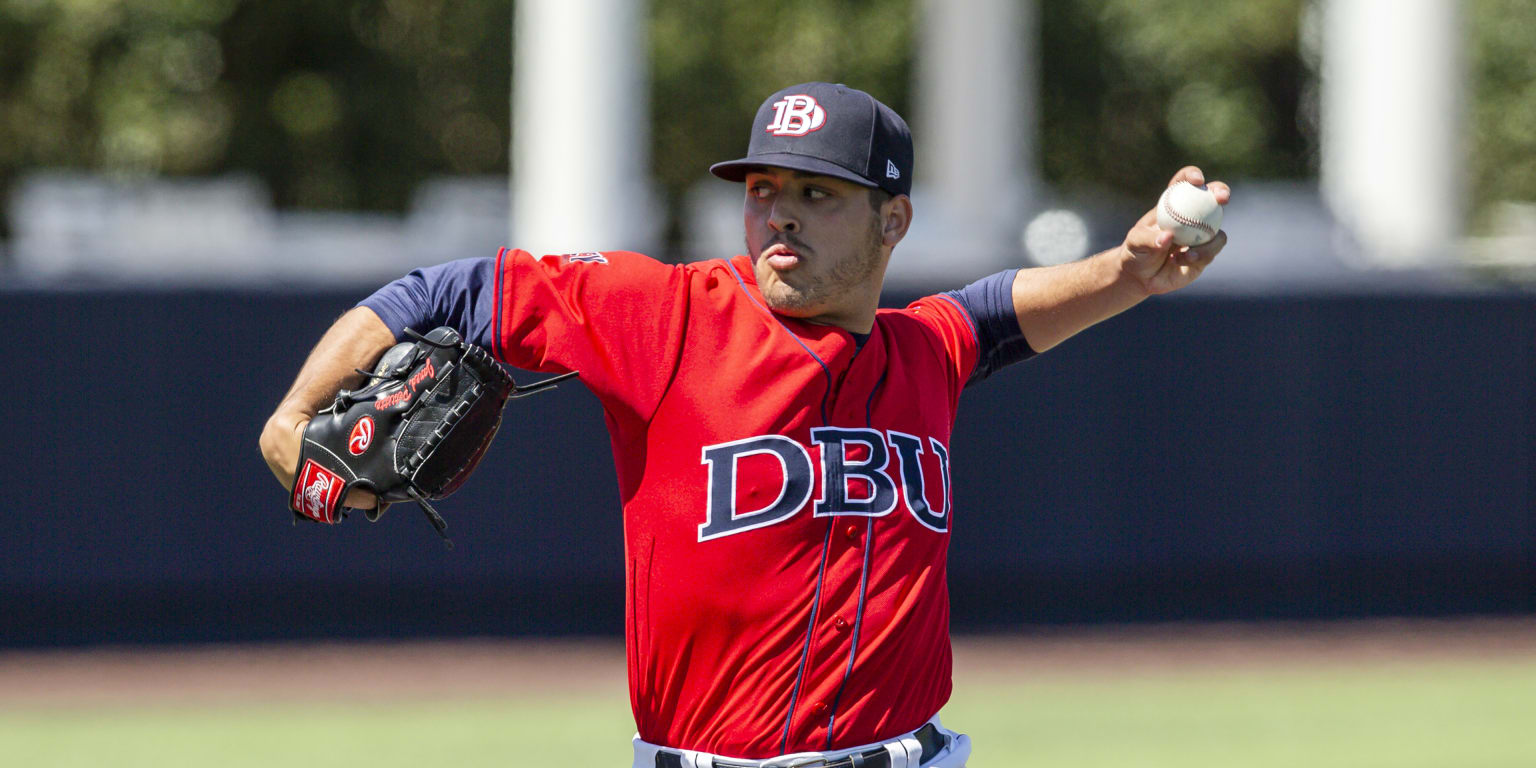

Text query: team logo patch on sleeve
(292, 459), (346, 524)
(562, 252), (608, 264)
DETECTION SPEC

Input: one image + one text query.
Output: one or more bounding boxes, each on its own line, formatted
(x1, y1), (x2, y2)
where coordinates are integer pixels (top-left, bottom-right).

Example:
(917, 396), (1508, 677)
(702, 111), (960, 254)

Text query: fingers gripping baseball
(1122, 166), (1230, 294)
(1170, 166), (1232, 204)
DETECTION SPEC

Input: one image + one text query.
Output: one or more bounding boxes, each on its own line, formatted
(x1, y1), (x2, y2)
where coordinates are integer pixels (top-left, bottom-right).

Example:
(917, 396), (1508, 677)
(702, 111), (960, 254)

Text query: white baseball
(1156, 181), (1223, 247)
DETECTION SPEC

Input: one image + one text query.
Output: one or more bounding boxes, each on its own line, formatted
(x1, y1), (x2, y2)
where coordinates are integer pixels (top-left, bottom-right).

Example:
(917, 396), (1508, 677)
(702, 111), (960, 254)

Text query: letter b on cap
(765, 95), (826, 137)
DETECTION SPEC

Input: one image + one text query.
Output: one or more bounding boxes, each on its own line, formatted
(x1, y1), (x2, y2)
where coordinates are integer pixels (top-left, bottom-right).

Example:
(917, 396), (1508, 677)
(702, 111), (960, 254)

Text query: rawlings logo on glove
(293, 460), (345, 524)
(288, 326), (576, 546)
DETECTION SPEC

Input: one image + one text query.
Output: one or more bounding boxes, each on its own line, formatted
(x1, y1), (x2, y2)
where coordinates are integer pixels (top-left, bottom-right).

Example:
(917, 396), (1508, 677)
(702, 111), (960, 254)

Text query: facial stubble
(753, 213), (886, 314)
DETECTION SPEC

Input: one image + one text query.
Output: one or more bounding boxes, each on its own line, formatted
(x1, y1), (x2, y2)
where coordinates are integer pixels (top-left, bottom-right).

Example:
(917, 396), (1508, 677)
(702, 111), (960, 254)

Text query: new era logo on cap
(886, 159), (901, 180)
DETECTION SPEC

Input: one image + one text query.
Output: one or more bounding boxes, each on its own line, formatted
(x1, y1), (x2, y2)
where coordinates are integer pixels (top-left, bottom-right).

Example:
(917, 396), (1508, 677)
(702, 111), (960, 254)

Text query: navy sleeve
(356, 257), (496, 349)
(942, 269), (1036, 383)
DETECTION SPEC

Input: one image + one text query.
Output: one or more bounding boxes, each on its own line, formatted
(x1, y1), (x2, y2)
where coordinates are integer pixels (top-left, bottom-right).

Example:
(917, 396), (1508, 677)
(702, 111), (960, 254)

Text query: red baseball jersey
(489, 248), (982, 757)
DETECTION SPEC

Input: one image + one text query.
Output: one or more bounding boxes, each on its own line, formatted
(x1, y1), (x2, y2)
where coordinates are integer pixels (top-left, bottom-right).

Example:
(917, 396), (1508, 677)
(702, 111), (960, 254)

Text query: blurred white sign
(6, 173), (510, 286)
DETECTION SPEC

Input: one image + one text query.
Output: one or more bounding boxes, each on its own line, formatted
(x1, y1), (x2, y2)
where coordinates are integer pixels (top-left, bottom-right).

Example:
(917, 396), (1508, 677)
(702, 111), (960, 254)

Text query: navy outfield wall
(0, 288), (1531, 646)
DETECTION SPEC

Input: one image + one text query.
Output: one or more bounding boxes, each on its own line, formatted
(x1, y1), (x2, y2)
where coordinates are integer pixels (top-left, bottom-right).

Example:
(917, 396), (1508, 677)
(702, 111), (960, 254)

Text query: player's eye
(804, 187), (830, 201)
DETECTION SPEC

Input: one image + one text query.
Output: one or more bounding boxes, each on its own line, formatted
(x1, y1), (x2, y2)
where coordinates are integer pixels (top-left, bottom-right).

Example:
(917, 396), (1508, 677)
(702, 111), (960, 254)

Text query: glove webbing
(300, 327), (578, 548)
(378, 329), (574, 547)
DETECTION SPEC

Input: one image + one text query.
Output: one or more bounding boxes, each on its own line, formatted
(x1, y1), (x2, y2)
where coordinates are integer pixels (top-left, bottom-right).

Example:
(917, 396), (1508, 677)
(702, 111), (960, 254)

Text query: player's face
(743, 168), (890, 330)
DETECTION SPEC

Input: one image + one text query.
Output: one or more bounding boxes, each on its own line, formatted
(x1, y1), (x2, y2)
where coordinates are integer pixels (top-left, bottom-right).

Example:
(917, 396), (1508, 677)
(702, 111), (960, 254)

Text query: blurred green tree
(647, 0), (915, 247)
(1038, 0), (1311, 194)
(1, 0), (1530, 249)
(0, 0), (512, 236)
(1468, 0), (1536, 229)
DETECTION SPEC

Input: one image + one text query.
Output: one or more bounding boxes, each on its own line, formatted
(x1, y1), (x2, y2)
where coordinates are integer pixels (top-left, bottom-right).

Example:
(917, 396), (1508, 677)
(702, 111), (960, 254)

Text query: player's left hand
(1118, 166), (1230, 295)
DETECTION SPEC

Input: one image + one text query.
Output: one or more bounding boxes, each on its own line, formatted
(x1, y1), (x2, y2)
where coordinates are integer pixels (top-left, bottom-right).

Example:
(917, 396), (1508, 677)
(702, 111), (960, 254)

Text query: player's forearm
(1010, 247), (1147, 353)
(259, 306), (396, 488)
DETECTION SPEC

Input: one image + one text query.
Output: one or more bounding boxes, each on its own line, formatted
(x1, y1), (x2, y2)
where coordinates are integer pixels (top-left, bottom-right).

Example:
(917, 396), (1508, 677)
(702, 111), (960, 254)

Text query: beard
(753, 214), (886, 315)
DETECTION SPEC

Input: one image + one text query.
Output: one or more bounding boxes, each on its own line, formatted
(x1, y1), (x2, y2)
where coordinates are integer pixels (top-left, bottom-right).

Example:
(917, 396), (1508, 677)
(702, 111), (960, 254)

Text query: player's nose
(768, 202), (799, 234)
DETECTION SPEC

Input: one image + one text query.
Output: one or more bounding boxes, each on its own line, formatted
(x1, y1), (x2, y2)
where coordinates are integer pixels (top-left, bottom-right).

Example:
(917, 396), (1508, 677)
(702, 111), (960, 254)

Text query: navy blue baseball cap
(710, 82), (913, 197)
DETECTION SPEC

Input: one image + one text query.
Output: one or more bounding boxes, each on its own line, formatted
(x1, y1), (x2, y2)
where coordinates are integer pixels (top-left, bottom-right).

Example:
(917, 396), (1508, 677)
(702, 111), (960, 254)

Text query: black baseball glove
(289, 326), (575, 545)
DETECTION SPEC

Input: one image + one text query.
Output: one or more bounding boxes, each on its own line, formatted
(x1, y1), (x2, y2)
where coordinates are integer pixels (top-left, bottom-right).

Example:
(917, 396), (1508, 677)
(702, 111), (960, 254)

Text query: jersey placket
(820, 366), (886, 747)
(727, 259), (843, 756)
(786, 333), (888, 750)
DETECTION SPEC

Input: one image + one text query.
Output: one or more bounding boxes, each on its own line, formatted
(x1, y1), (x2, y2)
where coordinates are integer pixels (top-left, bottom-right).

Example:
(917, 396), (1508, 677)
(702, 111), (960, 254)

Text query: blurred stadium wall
(0, 289), (1530, 646)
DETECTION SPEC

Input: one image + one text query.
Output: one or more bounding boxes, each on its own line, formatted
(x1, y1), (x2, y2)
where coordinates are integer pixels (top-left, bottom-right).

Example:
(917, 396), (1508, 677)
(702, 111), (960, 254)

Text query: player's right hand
(260, 413), (381, 509)
(260, 306), (400, 516)
(1119, 166), (1229, 295)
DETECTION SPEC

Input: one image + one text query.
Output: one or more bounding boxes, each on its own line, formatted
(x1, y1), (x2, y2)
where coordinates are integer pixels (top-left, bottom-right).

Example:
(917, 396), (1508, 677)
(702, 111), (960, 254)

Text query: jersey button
(833, 616), (849, 632)
(844, 524), (861, 543)
(812, 701), (829, 717)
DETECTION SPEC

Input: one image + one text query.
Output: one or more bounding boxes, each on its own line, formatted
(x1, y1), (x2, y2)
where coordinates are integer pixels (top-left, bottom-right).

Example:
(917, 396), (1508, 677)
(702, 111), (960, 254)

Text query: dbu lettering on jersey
(698, 429), (951, 541)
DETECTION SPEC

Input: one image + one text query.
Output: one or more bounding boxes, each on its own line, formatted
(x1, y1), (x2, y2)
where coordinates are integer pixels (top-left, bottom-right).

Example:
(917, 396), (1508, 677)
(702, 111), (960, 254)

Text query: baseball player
(260, 82), (1229, 767)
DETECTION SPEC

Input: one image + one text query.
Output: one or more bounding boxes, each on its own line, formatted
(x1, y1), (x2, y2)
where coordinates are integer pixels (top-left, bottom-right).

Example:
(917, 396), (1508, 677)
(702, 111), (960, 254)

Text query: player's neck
(790, 287), (881, 335)
(794, 312), (875, 335)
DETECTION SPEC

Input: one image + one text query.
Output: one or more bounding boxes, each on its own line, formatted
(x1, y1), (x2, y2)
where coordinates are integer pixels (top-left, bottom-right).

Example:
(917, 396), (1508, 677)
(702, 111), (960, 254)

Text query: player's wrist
(259, 411), (308, 490)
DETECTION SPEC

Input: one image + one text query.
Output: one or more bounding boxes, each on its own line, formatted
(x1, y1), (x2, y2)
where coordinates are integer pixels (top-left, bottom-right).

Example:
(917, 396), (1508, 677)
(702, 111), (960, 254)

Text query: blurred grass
(0, 694), (637, 768)
(2, 657), (1534, 767)
(945, 658), (1536, 768)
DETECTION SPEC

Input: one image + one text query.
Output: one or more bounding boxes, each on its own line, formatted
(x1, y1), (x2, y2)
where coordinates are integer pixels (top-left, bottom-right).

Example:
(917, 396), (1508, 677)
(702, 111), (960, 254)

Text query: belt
(655, 723), (948, 768)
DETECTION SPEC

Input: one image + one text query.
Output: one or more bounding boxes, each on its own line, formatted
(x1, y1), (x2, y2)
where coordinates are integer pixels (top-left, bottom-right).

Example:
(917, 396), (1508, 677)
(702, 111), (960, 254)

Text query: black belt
(655, 723), (947, 768)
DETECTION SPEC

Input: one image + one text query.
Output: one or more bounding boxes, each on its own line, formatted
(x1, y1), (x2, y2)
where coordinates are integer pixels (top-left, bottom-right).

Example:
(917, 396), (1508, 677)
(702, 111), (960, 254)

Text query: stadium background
(1, 1), (1533, 765)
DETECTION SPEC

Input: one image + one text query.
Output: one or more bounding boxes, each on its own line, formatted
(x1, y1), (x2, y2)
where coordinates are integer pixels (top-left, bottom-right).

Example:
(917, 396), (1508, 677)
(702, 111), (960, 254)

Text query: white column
(511, 0), (657, 256)
(893, 0), (1036, 285)
(1319, 0), (1462, 269)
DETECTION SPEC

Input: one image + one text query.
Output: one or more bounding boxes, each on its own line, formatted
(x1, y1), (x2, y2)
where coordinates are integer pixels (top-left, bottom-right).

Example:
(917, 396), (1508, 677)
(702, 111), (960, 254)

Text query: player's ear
(881, 194), (913, 248)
